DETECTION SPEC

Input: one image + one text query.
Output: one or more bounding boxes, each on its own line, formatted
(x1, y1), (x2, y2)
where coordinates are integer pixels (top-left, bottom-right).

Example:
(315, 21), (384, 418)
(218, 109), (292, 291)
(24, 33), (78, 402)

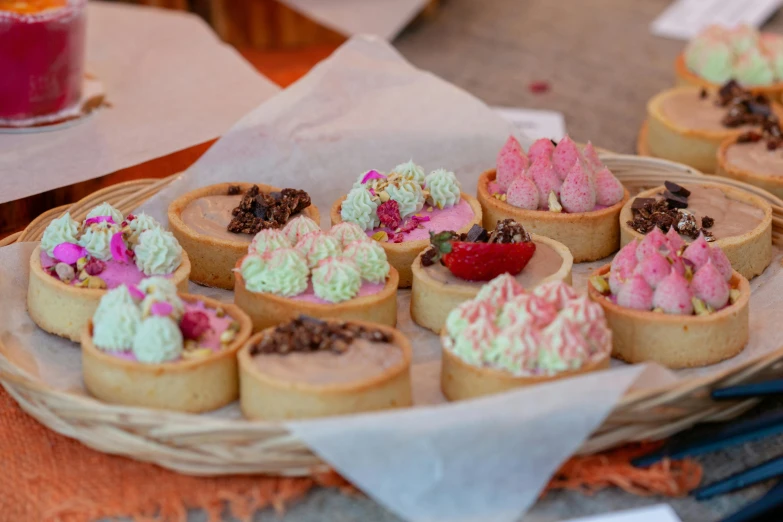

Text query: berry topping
(180, 310), (211, 340)
(377, 199), (402, 229)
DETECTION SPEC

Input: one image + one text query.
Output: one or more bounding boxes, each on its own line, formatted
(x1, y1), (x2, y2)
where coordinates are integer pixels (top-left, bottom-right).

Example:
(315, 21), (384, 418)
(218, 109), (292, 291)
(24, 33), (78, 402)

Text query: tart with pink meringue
(28, 203), (191, 342)
(411, 219), (573, 333)
(330, 162), (482, 287)
(477, 135), (629, 262)
(238, 316), (412, 420)
(81, 279), (252, 412)
(620, 181), (771, 280)
(168, 182), (320, 290)
(233, 217), (398, 332)
(589, 233), (749, 368)
(440, 277), (611, 401)
(676, 25), (783, 101)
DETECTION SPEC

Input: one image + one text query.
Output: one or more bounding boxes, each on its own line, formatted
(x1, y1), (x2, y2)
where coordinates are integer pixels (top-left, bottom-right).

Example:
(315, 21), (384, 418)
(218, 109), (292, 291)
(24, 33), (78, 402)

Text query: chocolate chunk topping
(628, 191), (714, 241)
(488, 219), (530, 244)
(227, 185), (242, 195)
(715, 80), (783, 148)
(227, 185), (311, 235)
(701, 216), (714, 228)
(664, 181), (691, 198)
(664, 190), (689, 209)
(249, 315), (392, 356)
(465, 224), (490, 243)
(737, 131), (763, 143)
(550, 139), (558, 146)
(631, 197), (656, 210)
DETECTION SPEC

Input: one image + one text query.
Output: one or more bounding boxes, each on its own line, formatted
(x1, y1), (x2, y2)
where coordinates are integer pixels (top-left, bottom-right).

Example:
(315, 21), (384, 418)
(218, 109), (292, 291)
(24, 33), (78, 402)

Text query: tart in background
(716, 122), (783, 199)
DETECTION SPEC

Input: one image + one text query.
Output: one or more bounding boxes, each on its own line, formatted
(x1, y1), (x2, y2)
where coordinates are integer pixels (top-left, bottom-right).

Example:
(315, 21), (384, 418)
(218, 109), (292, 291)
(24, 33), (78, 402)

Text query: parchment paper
(0, 2), (279, 204)
(279, 0), (431, 40)
(3, 36), (783, 522)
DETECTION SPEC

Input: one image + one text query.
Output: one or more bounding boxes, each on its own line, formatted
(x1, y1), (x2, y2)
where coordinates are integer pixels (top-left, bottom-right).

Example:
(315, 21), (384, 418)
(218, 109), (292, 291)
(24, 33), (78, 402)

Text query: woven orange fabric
(0, 387), (353, 522)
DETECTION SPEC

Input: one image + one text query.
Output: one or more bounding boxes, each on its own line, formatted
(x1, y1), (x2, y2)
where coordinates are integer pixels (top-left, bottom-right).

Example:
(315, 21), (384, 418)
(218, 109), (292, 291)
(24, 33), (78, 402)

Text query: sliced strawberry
(442, 241), (536, 281)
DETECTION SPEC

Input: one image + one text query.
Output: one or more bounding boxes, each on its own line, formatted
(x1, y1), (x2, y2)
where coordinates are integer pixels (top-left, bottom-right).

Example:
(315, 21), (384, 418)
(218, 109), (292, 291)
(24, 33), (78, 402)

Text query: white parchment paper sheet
(0, 2), (279, 204)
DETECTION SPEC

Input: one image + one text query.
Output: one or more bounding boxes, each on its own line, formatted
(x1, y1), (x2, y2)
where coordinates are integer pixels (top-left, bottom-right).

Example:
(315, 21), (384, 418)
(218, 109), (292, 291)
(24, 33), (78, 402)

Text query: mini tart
(588, 265), (749, 368)
(81, 294), (253, 413)
(168, 182), (321, 290)
(329, 193), (482, 288)
(716, 136), (783, 200)
(410, 234), (574, 333)
(646, 87), (783, 173)
(477, 169), (629, 262)
(238, 320), (412, 420)
(233, 257), (399, 332)
(619, 184), (772, 280)
(675, 53), (783, 102)
(27, 246), (191, 342)
(439, 331), (610, 401)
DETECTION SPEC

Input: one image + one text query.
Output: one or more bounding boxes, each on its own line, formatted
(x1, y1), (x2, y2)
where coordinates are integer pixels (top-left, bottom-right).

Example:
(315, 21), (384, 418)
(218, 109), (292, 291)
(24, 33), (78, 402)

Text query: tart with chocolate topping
(477, 135), (629, 262)
(168, 182), (320, 290)
(620, 181), (772, 280)
(717, 117), (783, 199)
(410, 219), (573, 333)
(238, 316), (412, 420)
(81, 281), (252, 412)
(330, 162), (482, 288)
(643, 81), (783, 172)
(440, 277), (611, 401)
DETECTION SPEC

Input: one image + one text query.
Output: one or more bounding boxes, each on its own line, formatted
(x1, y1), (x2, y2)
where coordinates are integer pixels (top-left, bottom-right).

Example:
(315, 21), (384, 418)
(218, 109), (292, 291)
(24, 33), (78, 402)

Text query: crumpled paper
(0, 1), (278, 204)
(3, 36), (783, 522)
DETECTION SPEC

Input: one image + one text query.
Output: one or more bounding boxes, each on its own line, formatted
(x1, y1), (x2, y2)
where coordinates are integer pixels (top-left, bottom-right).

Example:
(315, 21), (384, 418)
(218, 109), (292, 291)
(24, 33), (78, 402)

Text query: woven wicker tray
(2, 155), (783, 475)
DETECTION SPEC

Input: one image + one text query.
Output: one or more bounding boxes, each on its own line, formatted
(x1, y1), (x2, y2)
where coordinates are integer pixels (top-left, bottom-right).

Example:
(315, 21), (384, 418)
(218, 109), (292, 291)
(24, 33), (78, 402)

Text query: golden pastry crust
(329, 193), (482, 288)
(440, 335), (610, 402)
(410, 234), (574, 333)
(716, 136), (783, 200)
(233, 256), (399, 333)
(27, 246), (191, 342)
(168, 182), (321, 290)
(81, 294), (252, 413)
(476, 169), (629, 262)
(619, 183), (773, 280)
(238, 320), (412, 420)
(588, 264), (749, 369)
(645, 86), (783, 173)
(674, 53), (783, 101)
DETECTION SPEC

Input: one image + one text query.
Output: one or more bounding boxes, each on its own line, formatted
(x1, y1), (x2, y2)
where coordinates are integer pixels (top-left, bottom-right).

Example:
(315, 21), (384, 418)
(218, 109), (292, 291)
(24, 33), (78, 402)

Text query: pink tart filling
(40, 250), (172, 289)
(111, 301), (232, 362)
(290, 280), (386, 304)
(367, 199), (475, 242)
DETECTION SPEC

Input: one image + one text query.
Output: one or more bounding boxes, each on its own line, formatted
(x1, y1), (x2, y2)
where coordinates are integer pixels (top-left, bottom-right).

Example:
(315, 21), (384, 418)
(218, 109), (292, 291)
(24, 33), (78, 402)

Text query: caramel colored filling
(253, 339), (403, 386)
(725, 141), (783, 177)
(659, 91), (755, 133)
(669, 185), (765, 240)
(180, 195), (252, 243)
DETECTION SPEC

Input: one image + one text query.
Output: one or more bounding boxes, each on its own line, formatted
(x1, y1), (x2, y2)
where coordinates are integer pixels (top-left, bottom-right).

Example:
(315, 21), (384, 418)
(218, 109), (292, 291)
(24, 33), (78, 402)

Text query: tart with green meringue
(28, 203), (191, 342)
(81, 278), (252, 412)
(233, 217), (399, 332)
(440, 276), (611, 401)
(330, 161), (482, 287)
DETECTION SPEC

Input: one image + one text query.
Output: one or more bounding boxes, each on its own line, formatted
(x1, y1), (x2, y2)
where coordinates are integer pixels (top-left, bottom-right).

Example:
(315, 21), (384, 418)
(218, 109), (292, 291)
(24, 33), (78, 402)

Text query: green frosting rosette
(329, 222), (369, 248)
(134, 228), (183, 276)
(311, 258), (361, 303)
(265, 248), (310, 297)
(132, 316), (184, 363)
(283, 215), (320, 245)
(127, 213), (161, 246)
(240, 254), (269, 293)
(93, 302), (142, 352)
(735, 48), (775, 86)
(341, 187), (380, 231)
(86, 202), (124, 225)
(385, 178), (425, 218)
(425, 168), (461, 209)
(250, 229), (291, 255)
(392, 160), (426, 186)
(94, 285), (140, 323)
(451, 319), (497, 366)
(484, 322), (541, 373)
(342, 240), (389, 283)
(40, 212), (80, 257)
(79, 221), (121, 261)
(295, 231), (341, 269)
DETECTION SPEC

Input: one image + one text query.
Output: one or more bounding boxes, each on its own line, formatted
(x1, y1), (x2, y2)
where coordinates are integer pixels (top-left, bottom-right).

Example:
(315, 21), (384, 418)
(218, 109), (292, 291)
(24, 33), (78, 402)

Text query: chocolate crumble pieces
(714, 80), (783, 150)
(227, 185), (311, 235)
(627, 181), (715, 241)
(488, 219), (531, 244)
(250, 316), (392, 356)
(701, 216), (714, 229)
(420, 220), (531, 267)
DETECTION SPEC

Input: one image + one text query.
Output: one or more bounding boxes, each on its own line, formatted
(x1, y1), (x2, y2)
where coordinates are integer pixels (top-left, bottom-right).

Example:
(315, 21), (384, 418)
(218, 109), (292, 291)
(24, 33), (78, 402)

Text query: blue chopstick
(712, 380), (783, 400)
(693, 454), (783, 500)
(719, 479), (783, 522)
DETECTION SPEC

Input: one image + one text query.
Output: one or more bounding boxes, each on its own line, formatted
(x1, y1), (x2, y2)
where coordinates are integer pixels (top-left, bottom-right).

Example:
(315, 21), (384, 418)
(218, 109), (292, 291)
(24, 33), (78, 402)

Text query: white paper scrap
(493, 107), (566, 142)
(651, 0), (783, 40)
(562, 505), (681, 522)
(287, 366), (646, 522)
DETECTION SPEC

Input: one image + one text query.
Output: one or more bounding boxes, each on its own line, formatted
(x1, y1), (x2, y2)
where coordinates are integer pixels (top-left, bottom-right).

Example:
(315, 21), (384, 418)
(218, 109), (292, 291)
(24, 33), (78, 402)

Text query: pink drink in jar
(0, 0), (87, 122)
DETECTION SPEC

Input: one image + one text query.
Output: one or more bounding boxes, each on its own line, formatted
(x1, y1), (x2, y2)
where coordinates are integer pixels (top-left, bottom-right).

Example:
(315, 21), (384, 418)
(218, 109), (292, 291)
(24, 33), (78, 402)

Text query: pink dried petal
(150, 301), (173, 317)
(40, 251), (58, 270)
(369, 188), (376, 196)
(360, 170), (385, 184)
(84, 258), (106, 276)
(53, 243), (88, 265)
(126, 213), (136, 222)
(377, 200), (402, 229)
(180, 310), (210, 340)
(529, 81), (550, 94)
(84, 215), (116, 226)
(110, 232), (128, 263)
(398, 218), (419, 234)
(128, 285), (144, 300)
(412, 214), (430, 223)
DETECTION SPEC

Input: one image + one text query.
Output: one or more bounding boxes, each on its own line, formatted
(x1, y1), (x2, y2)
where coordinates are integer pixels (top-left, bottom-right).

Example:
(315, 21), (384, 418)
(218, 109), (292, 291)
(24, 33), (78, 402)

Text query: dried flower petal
(128, 284), (145, 300)
(180, 310), (210, 340)
(84, 216), (116, 226)
(360, 170), (385, 184)
(150, 301), (174, 317)
(53, 242), (88, 265)
(110, 232), (128, 263)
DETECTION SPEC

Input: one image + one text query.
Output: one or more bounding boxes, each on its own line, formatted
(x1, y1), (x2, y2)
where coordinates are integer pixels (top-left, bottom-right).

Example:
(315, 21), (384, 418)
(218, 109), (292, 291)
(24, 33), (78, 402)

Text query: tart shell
(674, 53), (783, 102)
(440, 335), (610, 401)
(477, 169), (629, 262)
(716, 136), (783, 200)
(238, 320), (412, 420)
(81, 294), (253, 412)
(619, 183), (773, 280)
(329, 193), (482, 288)
(168, 182), (321, 290)
(27, 246), (192, 342)
(410, 234), (574, 333)
(233, 257), (399, 333)
(588, 264), (749, 369)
